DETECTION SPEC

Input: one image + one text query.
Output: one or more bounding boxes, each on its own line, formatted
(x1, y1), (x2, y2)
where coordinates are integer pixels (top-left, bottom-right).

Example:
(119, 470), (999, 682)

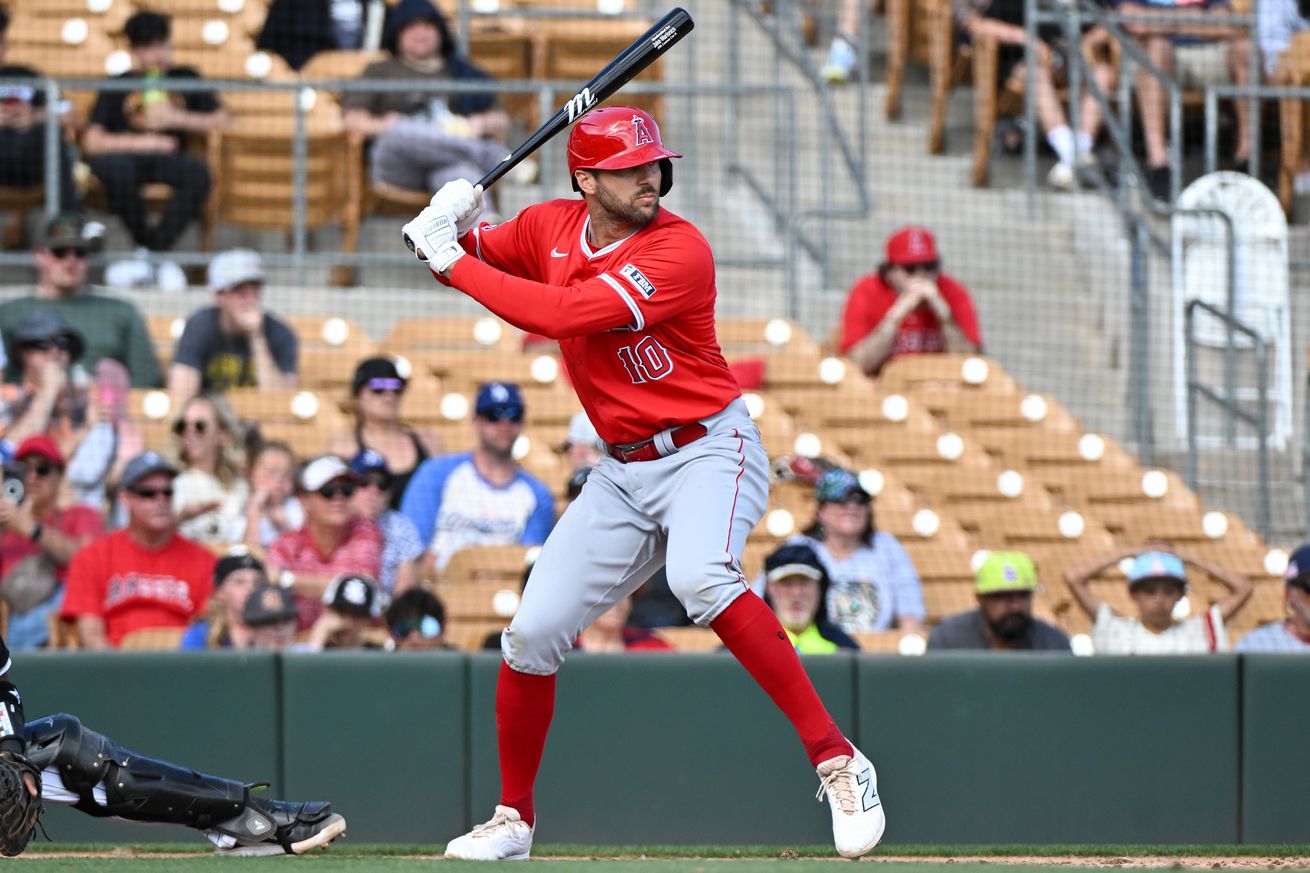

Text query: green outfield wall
(12, 652), (1304, 846)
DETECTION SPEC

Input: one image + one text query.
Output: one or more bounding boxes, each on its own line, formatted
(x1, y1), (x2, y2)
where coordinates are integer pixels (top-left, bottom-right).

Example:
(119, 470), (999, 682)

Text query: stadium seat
(442, 581), (521, 622)
(299, 49), (387, 81)
(467, 30), (536, 126)
(878, 354), (1019, 394)
(851, 630), (914, 653)
(446, 619), (504, 651)
(653, 627), (721, 652)
(539, 21), (665, 124)
(226, 388), (344, 427)
(716, 318), (818, 357)
(442, 544), (533, 588)
(383, 316), (522, 353)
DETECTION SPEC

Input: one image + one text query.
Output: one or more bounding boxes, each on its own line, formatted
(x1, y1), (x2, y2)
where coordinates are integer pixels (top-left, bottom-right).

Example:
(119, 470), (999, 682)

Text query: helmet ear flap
(658, 158), (673, 196)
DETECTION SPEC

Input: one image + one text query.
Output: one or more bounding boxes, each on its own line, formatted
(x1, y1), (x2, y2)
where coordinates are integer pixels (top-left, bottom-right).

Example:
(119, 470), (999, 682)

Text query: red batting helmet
(567, 106), (682, 196)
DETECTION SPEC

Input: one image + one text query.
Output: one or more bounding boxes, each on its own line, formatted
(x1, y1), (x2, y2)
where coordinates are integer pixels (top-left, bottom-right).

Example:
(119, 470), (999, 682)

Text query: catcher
(0, 633), (346, 856)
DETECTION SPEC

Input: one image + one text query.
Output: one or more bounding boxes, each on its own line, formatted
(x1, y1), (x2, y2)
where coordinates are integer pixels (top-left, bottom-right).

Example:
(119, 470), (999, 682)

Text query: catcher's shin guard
(23, 714), (248, 826)
(0, 681), (27, 755)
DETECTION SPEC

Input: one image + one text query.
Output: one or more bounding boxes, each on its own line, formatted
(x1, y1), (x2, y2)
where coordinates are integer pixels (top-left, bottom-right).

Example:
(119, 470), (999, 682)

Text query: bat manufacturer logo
(650, 24), (678, 50)
(619, 263), (656, 298)
(632, 114), (654, 146)
(565, 87), (597, 123)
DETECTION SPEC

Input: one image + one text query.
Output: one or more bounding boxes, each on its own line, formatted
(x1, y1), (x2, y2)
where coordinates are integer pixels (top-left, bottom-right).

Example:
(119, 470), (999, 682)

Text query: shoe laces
(815, 756), (857, 814)
(470, 810), (518, 837)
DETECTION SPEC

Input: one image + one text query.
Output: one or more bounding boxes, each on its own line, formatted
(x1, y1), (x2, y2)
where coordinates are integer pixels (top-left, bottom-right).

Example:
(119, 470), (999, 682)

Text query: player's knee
(501, 620), (570, 675)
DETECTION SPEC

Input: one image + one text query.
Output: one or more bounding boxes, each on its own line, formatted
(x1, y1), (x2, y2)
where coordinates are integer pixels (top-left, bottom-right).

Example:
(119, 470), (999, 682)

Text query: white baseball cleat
(816, 745), (885, 858)
(445, 804), (534, 861)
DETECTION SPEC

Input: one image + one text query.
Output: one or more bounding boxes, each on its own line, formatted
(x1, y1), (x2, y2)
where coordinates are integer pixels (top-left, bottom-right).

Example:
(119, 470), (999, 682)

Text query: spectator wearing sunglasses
(838, 226), (982, 377)
(61, 451), (216, 649)
(168, 393), (248, 545)
(0, 436), (103, 650)
(1, 310), (89, 450)
(328, 357), (439, 511)
(386, 588), (452, 650)
(266, 454), (383, 631)
(350, 450), (422, 595)
(402, 381), (554, 575)
(167, 250), (299, 405)
(0, 215), (161, 387)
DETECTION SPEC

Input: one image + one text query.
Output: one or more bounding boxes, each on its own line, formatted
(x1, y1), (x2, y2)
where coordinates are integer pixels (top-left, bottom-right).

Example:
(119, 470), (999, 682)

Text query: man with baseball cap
(763, 542), (859, 654)
(167, 249), (299, 401)
(1235, 543), (1310, 652)
(304, 573), (387, 651)
(402, 381), (554, 573)
(1065, 545), (1252, 654)
(837, 226), (982, 376)
(0, 214), (161, 388)
(928, 551), (1071, 651)
(60, 451), (216, 648)
(0, 435), (103, 650)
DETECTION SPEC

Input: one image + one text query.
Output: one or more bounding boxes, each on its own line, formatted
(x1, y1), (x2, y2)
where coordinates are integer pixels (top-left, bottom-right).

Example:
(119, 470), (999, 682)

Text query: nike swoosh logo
(550, 248), (568, 258)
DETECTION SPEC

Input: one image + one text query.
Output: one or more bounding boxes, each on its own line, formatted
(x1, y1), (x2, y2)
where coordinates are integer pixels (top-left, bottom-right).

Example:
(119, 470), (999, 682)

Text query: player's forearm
(447, 257), (631, 338)
(846, 322), (898, 375)
(940, 321), (979, 354)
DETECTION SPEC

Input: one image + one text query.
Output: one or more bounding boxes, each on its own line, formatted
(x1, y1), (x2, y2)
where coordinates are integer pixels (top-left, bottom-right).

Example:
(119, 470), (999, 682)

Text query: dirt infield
(868, 857), (1310, 869)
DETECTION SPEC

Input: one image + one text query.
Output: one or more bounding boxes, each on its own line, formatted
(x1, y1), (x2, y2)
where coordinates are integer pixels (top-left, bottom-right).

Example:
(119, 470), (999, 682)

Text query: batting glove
(429, 179), (484, 236)
(401, 203), (459, 262)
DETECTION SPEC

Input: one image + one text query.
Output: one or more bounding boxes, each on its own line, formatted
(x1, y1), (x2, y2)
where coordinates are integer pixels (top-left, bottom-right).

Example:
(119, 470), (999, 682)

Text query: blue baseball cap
(350, 449), (390, 476)
(475, 381), (525, 421)
(1127, 551), (1188, 588)
(1284, 543), (1310, 590)
(814, 468), (869, 504)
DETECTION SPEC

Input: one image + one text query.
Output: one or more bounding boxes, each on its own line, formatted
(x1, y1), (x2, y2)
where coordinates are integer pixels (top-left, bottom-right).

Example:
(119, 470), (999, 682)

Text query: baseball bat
(404, 6), (694, 253)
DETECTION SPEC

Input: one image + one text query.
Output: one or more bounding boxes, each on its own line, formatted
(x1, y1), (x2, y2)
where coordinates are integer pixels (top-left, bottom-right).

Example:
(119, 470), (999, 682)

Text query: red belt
(606, 423), (709, 464)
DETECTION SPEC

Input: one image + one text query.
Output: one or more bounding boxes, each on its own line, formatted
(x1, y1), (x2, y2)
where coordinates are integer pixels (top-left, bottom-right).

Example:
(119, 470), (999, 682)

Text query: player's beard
(594, 179), (660, 228)
(986, 610), (1032, 643)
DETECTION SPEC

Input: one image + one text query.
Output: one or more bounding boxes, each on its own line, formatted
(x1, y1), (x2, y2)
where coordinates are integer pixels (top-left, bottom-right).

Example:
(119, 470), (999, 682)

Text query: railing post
(42, 78), (60, 220)
(1203, 89), (1218, 176)
(1023, 0), (1038, 217)
(1130, 220), (1154, 465)
(1256, 335), (1271, 538)
(292, 88), (309, 275)
(1185, 301), (1199, 490)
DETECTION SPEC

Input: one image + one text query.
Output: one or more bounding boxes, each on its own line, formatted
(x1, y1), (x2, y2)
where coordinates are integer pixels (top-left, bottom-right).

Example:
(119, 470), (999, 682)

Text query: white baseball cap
(208, 248), (265, 293)
(562, 410), (601, 450)
(299, 454), (357, 493)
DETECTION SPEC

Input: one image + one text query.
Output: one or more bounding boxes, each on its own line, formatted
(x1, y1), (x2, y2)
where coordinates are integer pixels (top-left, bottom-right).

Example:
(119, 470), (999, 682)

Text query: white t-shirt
(1091, 602), (1229, 654)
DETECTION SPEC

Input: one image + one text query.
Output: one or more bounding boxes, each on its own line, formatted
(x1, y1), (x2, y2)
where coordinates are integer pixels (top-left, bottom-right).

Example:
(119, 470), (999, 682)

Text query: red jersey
(838, 272), (982, 362)
(0, 505), (103, 582)
(61, 529), (215, 647)
(448, 199), (741, 445)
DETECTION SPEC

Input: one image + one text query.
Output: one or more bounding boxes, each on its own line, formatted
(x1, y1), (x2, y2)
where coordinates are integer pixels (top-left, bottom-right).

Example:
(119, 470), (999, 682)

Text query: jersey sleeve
(449, 227), (713, 339)
(519, 476), (556, 545)
(399, 456), (458, 548)
(466, 209), (544, 283)
(838, 277), (888, 354)
(939, 275), (983, 348)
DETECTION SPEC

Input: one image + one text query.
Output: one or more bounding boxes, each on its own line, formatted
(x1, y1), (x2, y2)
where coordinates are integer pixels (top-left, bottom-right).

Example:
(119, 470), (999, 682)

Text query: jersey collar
(579, 215), (641, 260)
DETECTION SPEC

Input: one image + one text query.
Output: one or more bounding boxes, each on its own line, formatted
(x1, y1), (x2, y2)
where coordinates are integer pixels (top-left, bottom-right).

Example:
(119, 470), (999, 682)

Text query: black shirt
(88, 67), (221, 150)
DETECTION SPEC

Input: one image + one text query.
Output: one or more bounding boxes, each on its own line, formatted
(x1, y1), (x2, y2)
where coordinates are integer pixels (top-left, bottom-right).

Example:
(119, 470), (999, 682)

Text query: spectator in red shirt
(838, 226), (983, 376)
(61, 451), (215, 648)
(265, 454), (383, 630)
(0, 435), (104, 650)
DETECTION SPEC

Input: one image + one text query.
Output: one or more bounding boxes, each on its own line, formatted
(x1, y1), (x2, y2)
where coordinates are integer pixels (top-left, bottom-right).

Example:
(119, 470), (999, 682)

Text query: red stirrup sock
(710, 592), (853, 766)
(495, 660), (556, 827)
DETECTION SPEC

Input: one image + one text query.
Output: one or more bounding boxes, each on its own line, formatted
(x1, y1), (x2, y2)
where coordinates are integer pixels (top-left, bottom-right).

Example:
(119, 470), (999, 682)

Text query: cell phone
(1, 466), (26, 505)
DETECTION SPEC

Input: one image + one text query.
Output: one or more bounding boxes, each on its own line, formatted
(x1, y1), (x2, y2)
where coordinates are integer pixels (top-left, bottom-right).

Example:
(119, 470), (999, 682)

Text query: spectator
(60, 451), (216, 649)
(561, 411), (602, 472)
(340, 0), (509, 201)
(235, 440), (303, 549)
(180, 551), (265, 650)
(1260, 0), (1310, 79)
(0, 214), (161, 387)
(928, 551), (1071, 651)
(838, 227), (983, 377)
(763, 542), (860, 653)
(266, 454), (382, 630)
(402, 381), (554, 573)
(0, 436), (103, 650)
(387, 587), (452, 650)
(564, 465), (592, 504)
(168, 393), (248, 546)
(82, 10), (229, 284)
(762, 468), (925, 635)
(257, 0), (387, 71)
(328, 357), (438, 510)
(822, 0), (865, 83)
(350, 449), (422, 595)
(575, 595), (673, 653)
(1065, 546), (1253, 653)
(1117, 0), (1253, 199)
(167, 249), (299, 402)
(1234, 543), (1310, 652)
(0, 4), (78, 210)
(242, 583), (299, 650)
(303, 573), (386, 651)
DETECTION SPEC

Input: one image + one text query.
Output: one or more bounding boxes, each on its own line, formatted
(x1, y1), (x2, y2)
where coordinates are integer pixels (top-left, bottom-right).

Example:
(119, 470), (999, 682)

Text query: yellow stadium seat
(653, 627), (721, 652)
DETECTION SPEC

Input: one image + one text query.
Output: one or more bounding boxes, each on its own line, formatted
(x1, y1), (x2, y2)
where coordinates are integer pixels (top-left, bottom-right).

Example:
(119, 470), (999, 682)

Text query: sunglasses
(359, 474), (391, 490)
(21, 337), (75, 353)
(317, 482), (357, 500)
(129, 486), (174, 500)
(50, 247), (88, 260)
(391, 615), (442, 639)
(367, 378), (405, 396)
(20, 461), (59, 478)
(479, 408), (524, 424)
(821, 493), (871, 506)
(172, 419), (211, 436)
(901, 262), (939, 275)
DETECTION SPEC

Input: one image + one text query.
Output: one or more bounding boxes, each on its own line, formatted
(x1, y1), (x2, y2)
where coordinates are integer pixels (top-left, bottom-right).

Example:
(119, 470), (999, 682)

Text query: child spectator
(61, 451), (216, 648)
(838, 227), (982, 377)
(1235, 542), (1310, 652)
(762, 542), (860, 653)
(303, 573), (386, 651)
(1065, 546), (1253, 653)
(180, 550), (266, 650)
(349, 450), (423, 595)
(266, 454), (382, 630)
(235, 440), (303, 549)
(242, 583), (299, 650)
(167, 250), (299, 402)
(387, 587), (452, 650)
(169, 393), (248, 546)
(928, 551), (1071, 651)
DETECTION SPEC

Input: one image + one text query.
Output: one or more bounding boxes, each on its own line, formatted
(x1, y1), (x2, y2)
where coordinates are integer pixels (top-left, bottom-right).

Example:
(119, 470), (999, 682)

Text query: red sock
(495, 661), (556, 827)
(711, 592), (853, 766)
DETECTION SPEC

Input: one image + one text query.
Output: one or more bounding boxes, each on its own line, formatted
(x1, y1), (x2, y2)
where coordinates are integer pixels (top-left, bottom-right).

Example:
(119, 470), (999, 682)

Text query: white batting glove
(401, 203), (458, 262)
(429, 179), (484, 236)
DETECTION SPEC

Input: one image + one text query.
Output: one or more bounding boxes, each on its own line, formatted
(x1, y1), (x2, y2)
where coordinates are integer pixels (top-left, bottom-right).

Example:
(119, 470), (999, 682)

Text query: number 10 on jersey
(617, 337), (674, 384)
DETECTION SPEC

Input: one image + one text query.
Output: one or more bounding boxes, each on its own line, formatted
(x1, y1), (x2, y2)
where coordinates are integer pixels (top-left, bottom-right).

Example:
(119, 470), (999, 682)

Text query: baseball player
(401, 106), (885, 861)
(0, 631), (346, 856)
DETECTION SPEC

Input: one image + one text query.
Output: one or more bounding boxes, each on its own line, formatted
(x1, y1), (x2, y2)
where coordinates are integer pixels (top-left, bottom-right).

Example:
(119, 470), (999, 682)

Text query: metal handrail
(1184, 298), (1271, 538)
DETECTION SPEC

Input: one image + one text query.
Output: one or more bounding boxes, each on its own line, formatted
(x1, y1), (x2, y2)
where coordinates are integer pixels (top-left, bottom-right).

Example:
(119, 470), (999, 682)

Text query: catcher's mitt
(0, 750), (42, 856)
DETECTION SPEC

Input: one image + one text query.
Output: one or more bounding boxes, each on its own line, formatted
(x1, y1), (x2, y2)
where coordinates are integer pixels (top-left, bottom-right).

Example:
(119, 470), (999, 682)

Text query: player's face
(18, 455), (62, 508)
(125, 472), (177, 534)
(1129, 578), (1186, 631)
(351, 471), (391, 519)
(357, 379), (404, 423)
(251, 621), (296, 650)
(174, 398), (222, 468)
(816, 496), (870, 540)
(588, 161), (663, 228)
(475, 414), (522, 459)
(768, 575), (821, 633)
(396, 19), (442, 62)
(35, 246), (89, 293)
(132, 38), (172, 72)
(220, 568), (263, 616)
(250, 448), (294, 501)
(214, 281), (262, 318)
(307, 477), (355, 527)
(978, 590), (1034, 644)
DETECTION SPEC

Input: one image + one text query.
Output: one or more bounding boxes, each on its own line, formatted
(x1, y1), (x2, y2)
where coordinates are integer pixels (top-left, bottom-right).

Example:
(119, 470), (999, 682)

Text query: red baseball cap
(885, 226), (940, 266)
(15, 434), (64, 467)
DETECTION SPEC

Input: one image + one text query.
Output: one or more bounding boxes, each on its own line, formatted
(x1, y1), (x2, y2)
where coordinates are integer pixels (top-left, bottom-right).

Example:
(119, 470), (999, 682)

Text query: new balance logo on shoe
(857, 768), (880, 812)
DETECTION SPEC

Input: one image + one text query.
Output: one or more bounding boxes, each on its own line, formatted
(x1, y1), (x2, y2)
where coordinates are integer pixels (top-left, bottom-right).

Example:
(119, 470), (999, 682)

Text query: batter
(402, 106), (885, 861)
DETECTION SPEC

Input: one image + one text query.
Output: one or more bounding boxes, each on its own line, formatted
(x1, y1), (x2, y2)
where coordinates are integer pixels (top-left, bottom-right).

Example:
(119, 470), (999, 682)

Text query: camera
(1, 466), (25, 505)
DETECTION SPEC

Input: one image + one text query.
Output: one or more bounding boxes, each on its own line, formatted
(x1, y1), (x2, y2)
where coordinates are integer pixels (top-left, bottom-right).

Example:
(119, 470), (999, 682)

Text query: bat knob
(403, 232), (416, 253)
